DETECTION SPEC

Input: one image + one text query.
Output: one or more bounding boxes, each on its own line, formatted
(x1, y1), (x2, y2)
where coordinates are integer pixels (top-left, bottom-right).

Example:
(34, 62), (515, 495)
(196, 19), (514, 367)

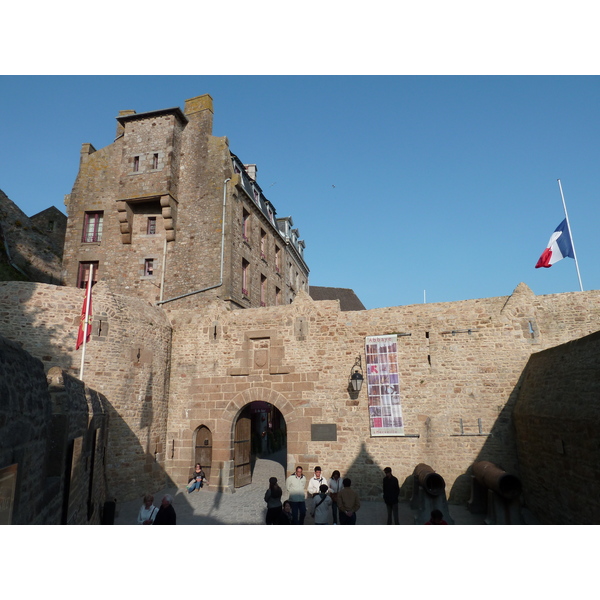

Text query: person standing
(337, 478), (360, 525)
(286, 466), (307, 525)
(153, 495), (176, 525)
(264, 477), (283, 525)
(311, 484), (332, 525)
(327, 470), (343, 525)
(307, 466), (328, 498)
(307, 466), (328, 518)
(137, 494), (158, 524)
(382, 467), (400, 525)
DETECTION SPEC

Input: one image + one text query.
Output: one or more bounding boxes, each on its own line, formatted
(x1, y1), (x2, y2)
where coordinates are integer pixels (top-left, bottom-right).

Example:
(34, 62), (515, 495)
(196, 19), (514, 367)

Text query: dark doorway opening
(234, 402), (286, 488)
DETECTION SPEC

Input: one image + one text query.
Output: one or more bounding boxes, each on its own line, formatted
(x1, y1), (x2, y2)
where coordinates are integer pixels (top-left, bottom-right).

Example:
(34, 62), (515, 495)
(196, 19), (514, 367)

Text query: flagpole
(557, 179), (584, 292)
(79, 264), (94, 380)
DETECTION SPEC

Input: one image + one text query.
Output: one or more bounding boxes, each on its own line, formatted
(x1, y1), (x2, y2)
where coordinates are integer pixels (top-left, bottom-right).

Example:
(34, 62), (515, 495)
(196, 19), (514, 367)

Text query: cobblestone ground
(114, 449), (495, 525)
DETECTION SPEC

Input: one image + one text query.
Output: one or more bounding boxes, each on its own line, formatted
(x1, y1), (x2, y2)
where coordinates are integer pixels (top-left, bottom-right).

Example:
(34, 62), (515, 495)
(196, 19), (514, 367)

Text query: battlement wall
(0, 281), (173, 503)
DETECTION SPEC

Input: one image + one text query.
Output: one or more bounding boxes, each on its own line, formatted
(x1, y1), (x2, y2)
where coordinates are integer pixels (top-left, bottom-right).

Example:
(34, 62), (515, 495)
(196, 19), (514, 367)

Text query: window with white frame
(82, 212), (103, 243)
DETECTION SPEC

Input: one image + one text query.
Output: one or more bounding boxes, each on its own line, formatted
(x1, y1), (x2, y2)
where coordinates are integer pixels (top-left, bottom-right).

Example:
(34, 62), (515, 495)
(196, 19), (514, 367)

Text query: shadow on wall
(0, 282), (79, 377)
(339, 442), (386, 501)
(511, 331), (600, 525)
(0, 336), (111, 525)
(447, 371), (524, 506)
(0, 190), (64, 285)
(0, 281), (178, 517)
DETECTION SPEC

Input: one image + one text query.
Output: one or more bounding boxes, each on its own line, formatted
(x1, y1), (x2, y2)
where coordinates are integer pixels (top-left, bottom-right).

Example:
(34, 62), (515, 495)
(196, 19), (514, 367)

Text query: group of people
(264, 466), (361, 525)
(136, 463), (209, 525)
(137, 494), (176, 525)
(136, 463), (449, 525)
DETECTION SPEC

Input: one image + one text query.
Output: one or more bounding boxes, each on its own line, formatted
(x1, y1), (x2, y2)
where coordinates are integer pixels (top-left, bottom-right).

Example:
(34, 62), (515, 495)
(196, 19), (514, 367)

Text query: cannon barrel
(472, 461), (522, 500)
(413, 463), (446, 496)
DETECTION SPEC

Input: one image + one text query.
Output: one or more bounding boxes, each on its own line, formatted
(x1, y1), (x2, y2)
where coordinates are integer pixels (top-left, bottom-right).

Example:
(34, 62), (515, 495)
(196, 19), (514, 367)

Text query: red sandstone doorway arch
(229, 389), (293, 489)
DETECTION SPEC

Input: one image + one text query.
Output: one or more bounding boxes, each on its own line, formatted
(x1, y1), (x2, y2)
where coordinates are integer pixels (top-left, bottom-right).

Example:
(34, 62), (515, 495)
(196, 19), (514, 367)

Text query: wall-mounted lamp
(349, 355), (364, 393)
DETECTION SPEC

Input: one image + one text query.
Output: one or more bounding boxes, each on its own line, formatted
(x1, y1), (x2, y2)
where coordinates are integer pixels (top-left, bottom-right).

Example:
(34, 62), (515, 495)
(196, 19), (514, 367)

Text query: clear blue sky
(1, 75), (599, 309)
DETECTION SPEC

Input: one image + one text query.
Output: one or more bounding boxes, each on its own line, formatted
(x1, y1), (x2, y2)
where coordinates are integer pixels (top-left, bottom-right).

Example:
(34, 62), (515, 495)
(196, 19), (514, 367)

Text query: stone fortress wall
(0, 335), (107, 524)
(0, 281), (172, 503)
(165, 281), (600, 503)
(2, 277), (598, 514)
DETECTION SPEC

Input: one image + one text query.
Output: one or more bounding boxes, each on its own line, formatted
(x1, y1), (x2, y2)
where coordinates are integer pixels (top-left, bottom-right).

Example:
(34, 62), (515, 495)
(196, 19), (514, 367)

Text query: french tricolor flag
(535, 219), (574, 268)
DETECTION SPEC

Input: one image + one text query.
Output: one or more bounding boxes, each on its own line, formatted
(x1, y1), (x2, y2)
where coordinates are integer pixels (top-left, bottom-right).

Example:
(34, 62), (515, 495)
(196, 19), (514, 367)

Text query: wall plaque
(311, 424), (337, 442)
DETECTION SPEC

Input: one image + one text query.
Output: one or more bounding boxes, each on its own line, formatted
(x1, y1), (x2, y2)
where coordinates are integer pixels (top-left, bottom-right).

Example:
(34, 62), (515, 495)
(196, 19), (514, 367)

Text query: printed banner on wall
(365, 335), (404, 436)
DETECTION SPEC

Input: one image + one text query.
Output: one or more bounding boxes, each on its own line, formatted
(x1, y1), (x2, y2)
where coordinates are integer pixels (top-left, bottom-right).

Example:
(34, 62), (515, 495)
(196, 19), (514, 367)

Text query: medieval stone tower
(62, 94), (308, 310)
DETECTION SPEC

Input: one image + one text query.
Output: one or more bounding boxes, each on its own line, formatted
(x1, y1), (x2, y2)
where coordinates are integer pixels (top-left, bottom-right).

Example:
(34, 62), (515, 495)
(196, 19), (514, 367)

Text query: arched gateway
(226, 388), (296, 489)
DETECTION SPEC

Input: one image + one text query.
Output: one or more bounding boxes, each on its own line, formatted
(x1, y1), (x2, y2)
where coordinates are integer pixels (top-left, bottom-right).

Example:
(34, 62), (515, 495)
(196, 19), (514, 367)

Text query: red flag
(76, 285), (93, 350)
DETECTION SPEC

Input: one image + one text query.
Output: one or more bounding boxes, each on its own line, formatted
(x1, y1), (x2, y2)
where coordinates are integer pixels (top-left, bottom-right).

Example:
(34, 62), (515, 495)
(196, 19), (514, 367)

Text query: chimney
(244, 164), (258, 181)
(116, 110), (136, 138)
(183, 94), (214, 135)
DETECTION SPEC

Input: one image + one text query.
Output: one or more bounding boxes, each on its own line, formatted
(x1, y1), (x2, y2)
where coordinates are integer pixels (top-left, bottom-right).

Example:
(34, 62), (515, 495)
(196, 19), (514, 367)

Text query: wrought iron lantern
(349, 355), (364, 393)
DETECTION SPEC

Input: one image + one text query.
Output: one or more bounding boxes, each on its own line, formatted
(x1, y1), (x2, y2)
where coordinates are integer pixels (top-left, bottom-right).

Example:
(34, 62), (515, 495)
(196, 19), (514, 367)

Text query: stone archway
(225, 388), (297, 490)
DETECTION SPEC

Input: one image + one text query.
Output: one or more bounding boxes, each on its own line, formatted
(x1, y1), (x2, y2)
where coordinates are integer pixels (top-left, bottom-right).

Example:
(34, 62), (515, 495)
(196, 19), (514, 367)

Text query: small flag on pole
(535, 219), (574, 269)
(76, 282), (93, 350)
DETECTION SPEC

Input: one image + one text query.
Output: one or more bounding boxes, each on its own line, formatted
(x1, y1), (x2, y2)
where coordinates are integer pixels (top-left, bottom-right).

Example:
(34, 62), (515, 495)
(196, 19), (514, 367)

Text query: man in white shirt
(307, 466), (328, 519)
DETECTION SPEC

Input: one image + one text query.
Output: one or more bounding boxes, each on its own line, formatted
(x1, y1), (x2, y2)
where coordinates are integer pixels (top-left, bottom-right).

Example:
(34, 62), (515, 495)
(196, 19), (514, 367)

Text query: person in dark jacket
(383, 467), (400, 525)
(153, 494), (176, 525)
(264, 477), (283, 525)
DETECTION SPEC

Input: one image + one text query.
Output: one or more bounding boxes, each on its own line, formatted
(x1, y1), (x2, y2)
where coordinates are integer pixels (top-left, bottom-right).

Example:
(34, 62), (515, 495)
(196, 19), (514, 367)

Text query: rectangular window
(133, 156), (140, 172)
(144, 259), (154, 276)
(260, 274), (267, 306)
(242, 259), (249, 296)
(77, 261), (99, 289)
(82, 212), (103, 243)
(242, 209), (250, 241)
(147, 217), (157, 235)
(152, 153), (159, 169)
(275, 246), (281, 273)
(260, 229), (267, 258)
(275, 286), (281, 306)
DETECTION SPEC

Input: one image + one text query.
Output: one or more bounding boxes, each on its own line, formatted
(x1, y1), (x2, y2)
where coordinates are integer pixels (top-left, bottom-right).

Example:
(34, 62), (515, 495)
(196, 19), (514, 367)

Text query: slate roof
(309, 286), (366, 311)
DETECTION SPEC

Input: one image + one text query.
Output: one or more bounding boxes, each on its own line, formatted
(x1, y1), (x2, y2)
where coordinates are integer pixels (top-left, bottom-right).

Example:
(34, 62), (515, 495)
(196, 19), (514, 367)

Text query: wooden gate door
(194, 426), (212, 482)
(234, 415), (252, 488)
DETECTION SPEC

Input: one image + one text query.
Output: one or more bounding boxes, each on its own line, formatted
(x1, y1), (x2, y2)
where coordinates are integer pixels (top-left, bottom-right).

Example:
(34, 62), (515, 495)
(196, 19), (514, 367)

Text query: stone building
(61, 94), (308, 309)
(1, 93), (599, 524)
(0, 189), (64, 284)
